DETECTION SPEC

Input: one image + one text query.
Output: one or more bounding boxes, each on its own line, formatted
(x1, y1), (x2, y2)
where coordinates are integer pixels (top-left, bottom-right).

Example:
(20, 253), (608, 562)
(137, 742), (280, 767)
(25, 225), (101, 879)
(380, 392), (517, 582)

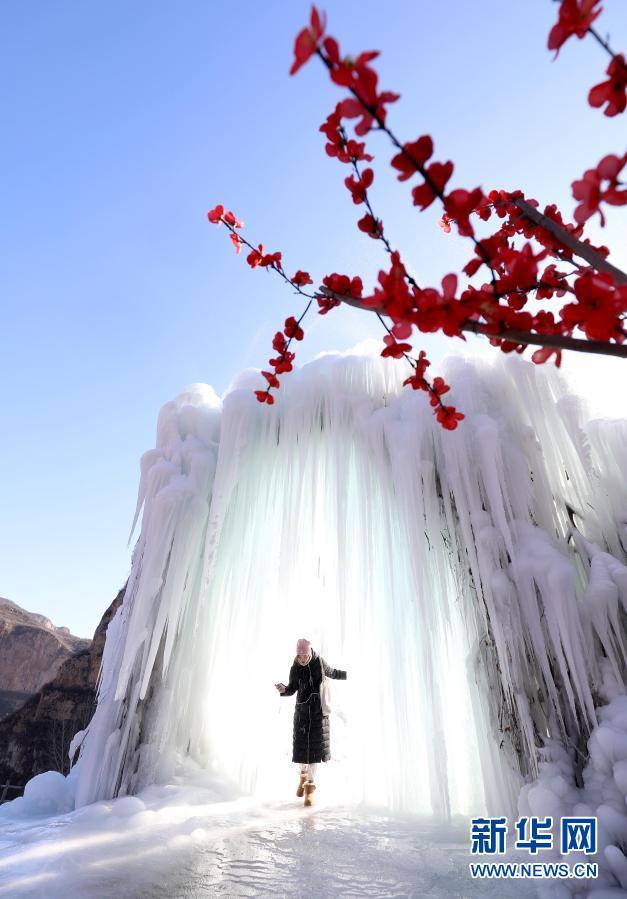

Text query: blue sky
(1, 1), (625, 637)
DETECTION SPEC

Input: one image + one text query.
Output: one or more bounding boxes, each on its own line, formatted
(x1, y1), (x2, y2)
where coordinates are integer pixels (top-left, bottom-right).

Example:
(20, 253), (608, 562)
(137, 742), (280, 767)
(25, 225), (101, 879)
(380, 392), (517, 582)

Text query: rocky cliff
(0, 597), (90, 720)
(0, 587), (124, 790)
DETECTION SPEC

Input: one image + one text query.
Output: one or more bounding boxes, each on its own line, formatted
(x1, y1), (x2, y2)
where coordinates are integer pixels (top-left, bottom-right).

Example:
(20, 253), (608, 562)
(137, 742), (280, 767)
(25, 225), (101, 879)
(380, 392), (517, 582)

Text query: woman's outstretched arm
(280, 664), (299, 696)
(321, 658), (347, 680)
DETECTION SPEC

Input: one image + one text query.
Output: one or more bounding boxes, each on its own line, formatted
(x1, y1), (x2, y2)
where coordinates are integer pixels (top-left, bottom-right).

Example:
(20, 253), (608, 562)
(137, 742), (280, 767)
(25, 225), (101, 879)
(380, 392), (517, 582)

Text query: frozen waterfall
(72, 344), (627, 822)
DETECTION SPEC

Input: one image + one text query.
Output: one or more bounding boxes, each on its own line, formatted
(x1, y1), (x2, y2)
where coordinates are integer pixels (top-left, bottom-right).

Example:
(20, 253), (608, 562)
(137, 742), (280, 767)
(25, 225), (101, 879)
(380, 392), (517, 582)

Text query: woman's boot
(296, 773), (308, 798)
(303, 782), (316, 807)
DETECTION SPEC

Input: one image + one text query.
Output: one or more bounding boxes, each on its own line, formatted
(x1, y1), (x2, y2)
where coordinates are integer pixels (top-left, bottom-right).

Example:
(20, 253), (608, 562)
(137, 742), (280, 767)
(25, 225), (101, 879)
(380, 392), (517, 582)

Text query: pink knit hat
(296, 638), (311, 655)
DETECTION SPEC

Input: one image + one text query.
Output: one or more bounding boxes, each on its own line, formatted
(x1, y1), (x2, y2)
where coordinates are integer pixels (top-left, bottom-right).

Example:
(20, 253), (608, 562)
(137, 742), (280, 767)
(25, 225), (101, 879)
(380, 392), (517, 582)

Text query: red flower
(531, 346), (563, 366)
(588, 54), (627, 117)
(346, 140), (373, 163)
(290, 6), (326, 75)
(391, 137), (433, 181)
(291, 270), (313, 287)
(415, 275), (465, 337)
(248, 245), (282, 268)
(476, 201), (493, 222)
(391, 320), (412, 339)
(337, 90), (400, 136)
(463, 233), (507, 276)
(208, 205), (243, 227)
(344, 168), (374, 204)
(319, 274), (361, 313)
(442, 188), (484, 237)
(322, 273), (363, 297)
(270, 351), (296, 374)
(255, 390), (275, 404)
(496, 243), (546, 300)
(560, 271), (627, 340)
(412, 161), (454, 210)
(357, 213), (382, 238)
(223, 210), (244, 228)
(572, 153), (627, 225)
(230, 233), (243, 254)
(272, 331), (288, 353)
(260, 250), (282, 268)
(346, 138), (374, 162)
(436, 405), (464, 430)
(430, 376), (450, 401)
(329, 50), (380, 89)
(262, 371), (280, 388)
(322, 35), (341, 66)
(381, 334), (411, 358)
(317, 296), (342, 315)
(247, 244), (264, 268)
(402, 350), (431, 390)
(536, 264), (568, 299)
(547, 0), (602, 56)
(403, 373), (427, 390)
(284, 316), (304, 341)
(320, 108), (374, 164)
(318, 106), (342, 143)
(532, 310), (559, 333)
(208, 204), (224, 224)
(362, 252), (412, 316)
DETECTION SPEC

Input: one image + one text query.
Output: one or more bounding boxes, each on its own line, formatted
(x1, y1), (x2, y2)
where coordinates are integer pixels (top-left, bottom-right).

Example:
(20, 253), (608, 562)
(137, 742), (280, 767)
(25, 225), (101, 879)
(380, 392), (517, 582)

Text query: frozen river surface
(0, 779), (538, 899)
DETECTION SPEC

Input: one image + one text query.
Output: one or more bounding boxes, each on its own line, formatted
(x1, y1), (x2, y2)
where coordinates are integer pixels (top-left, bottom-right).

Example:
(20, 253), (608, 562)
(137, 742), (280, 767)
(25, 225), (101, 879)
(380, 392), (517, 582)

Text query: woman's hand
(275, 682), (286, 694)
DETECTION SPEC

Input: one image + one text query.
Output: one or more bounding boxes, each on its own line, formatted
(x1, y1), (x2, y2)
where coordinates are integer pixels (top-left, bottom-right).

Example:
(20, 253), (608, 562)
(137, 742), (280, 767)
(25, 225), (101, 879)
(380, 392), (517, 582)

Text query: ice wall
(73, 345), (627, 819)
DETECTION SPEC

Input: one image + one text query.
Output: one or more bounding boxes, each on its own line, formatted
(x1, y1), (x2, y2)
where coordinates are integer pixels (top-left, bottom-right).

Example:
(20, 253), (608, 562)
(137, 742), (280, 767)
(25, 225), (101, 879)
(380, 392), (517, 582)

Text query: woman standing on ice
(275, 638), (347, 806)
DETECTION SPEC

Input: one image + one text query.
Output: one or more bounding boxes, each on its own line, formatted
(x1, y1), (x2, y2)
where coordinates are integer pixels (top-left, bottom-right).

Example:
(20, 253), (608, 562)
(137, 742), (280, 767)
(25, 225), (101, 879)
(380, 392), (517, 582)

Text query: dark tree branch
(320, 289), (627, 358)
(512, 198), (627, 285)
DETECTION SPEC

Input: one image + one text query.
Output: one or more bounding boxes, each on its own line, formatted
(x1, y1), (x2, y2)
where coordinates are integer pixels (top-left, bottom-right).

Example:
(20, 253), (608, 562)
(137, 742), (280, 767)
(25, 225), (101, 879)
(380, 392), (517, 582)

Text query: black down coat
(281, 648), (347, 763)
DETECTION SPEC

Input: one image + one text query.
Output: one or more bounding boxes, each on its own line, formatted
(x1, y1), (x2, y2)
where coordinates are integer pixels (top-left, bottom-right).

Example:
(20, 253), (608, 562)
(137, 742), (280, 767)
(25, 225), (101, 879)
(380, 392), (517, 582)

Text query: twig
(320, 288), (627, 358)
(512, 198), (627, 285)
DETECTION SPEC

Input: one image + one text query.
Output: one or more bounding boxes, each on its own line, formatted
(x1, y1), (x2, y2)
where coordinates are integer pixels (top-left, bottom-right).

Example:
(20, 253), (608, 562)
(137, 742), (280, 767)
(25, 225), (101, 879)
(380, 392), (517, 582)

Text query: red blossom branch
(548, 0), (627, 113)
(307, 23), (626, 357)
(208, 207), (461, 426)
(511, 196), (626, 282)
(319, 286), (627, 358)
(206, 6), (627, 430)
(570, 153), (627, 228)
(315, 46), (499, 291)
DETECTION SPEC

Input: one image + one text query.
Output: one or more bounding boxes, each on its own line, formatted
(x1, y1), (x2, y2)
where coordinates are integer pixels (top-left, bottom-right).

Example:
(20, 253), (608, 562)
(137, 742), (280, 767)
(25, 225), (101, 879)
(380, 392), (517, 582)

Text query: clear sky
(1, 1), (626, 637)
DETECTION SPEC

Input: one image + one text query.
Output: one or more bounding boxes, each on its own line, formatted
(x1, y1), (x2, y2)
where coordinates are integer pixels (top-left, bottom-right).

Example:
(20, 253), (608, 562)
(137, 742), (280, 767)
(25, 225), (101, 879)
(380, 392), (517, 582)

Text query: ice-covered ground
(0, 774), (537, 899)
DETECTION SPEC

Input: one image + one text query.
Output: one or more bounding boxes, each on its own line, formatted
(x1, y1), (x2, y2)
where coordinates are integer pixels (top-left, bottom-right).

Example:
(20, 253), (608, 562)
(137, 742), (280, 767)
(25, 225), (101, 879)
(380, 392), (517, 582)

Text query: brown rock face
(0, 690), (34, 721)
(0, 587), (124, 792)
(0, 597), (90, 696)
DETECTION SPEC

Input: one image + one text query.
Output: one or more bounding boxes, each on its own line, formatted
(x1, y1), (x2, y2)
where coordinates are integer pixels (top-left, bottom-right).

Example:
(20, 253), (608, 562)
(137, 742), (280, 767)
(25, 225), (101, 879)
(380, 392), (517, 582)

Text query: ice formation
(66, 344), (626, 838)
(520, 674), (627, 896)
